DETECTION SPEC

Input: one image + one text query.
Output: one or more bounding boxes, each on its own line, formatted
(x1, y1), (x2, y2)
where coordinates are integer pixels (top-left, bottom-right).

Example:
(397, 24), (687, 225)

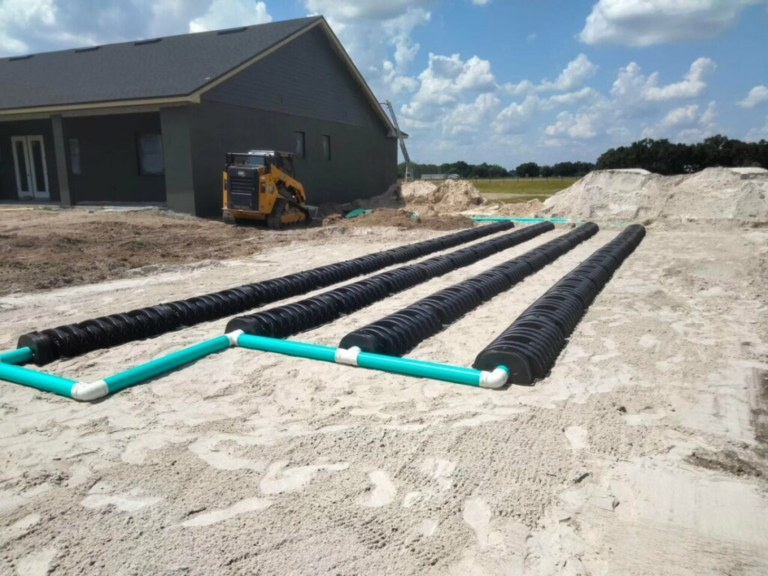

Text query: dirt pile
(401, 179), (485, 211)
(542, 167), (768, 225)
(469, 198), (546, 218)
(338, 180), (487, 216)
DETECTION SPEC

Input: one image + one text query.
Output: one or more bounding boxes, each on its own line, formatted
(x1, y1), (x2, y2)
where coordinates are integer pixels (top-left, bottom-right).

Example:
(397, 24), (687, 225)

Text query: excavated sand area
(1, 212), (767, 574)
(543, 167), (768, 225)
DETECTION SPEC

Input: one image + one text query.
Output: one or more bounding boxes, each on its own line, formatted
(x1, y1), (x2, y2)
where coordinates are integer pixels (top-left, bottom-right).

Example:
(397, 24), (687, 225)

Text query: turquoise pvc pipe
(237, 333), (338, 362)
(357, 352), (481, 387)
(236, 333), (485, 387)
(103, 335), (232, 394)
(0, 347), (32, 365)
(471, 216), (573, 224)
(0, 362), (76, 397)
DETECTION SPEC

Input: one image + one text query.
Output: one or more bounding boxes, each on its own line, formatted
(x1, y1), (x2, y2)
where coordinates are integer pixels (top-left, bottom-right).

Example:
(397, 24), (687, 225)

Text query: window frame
(321, 135), (331, 161)
(136, 133), (165, 176)
(69, 138), (81, 175)
(294, 131), (306, 159)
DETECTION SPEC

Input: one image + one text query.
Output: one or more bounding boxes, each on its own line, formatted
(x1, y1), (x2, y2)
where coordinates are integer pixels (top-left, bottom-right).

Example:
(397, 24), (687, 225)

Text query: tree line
(596, 136), (768, 175)
(399, 135), (767, 179)
(397, 160), (595, 179)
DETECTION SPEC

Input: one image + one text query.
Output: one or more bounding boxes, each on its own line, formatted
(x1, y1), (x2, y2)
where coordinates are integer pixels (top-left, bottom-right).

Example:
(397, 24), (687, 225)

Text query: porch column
(159, 105), (196, 215)
(51, 114), (72, 206)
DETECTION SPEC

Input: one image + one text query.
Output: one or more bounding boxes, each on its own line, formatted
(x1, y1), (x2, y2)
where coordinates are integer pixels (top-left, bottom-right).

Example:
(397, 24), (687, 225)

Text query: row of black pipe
(338, 222), (599, 357)
(225, 222), (556, 339)
(472, 224), (646, 385)
(18, 222), (515, 366)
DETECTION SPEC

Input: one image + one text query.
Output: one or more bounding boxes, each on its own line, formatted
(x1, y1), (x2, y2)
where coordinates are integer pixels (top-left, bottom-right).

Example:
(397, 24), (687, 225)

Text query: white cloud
(443, 93), (500, 138)
(401, 52), (496, 122)
(541, 87), (603, 110)
(739, 85), (768, 108)
(746, 116), (768, 141)
(611, 58), (716, 109)
(538, 54), (598, 92)
(544, 105), (607, 140)
(492, 96), (540, 135)
(305, 0), (433, 22)
(579, 0), (767, 47)
(189, 0), (271, 33)
(471, 0), (492, 5)
(0, 0), (280, 56)
(641, 101), (718, 141)
(304, 0), (432, 99)
(503, 54), (598, 96)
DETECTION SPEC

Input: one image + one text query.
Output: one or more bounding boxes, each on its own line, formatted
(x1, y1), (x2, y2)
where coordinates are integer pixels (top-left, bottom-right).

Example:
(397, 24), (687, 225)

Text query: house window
(321, 135), (331, 161)
(294, 131), (305, 158)
(69, 138), (81, 175)
(137, 133), (164, 175)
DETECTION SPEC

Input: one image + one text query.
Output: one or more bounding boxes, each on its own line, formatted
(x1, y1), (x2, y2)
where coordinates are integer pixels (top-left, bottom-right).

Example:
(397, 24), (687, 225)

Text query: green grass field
(470, 177), (580, 203)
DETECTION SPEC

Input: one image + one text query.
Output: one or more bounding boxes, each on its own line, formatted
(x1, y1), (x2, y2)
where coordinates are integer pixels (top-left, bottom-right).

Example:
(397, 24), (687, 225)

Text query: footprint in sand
(260, 460), (349, 495)
(180, 498), (273, 527)
(0, 513), (40, 547)
(419, 458), (456, 491)
(463, 498), (494, 546)
(122, 431), (191, 465)
(418, 518), (439, 537)
(81, 483), (160, 513)
(81, 493), (161, 513)
(359, 470), (397, 507)
(188, 433), (266, 472)
(564, 426), (590, 450)
(15, 547), (57, 576)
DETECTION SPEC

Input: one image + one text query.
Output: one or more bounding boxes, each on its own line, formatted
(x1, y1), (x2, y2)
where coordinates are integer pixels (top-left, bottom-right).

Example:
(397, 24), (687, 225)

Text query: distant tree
(540, 165), (554, 177)
(515, 162), (541, 177)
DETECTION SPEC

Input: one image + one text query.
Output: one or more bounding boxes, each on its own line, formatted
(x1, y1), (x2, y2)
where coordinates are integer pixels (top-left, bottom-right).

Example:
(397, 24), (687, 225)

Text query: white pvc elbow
(334, 347), (361, 366)
(478, 367), (509, 389)
(226, 330), (244, 347)
(70, 379), (109, 402)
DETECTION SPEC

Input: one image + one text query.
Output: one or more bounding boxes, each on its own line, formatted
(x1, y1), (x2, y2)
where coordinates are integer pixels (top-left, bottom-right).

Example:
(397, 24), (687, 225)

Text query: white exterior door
(11, 135), (50, 200)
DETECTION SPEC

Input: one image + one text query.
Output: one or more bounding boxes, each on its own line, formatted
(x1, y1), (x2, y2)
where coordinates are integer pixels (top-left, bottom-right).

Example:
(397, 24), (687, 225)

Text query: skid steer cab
(222, 150), (310, 229)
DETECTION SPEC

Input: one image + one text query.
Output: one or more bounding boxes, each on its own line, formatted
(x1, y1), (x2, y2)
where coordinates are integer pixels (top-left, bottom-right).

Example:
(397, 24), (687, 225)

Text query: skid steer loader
(222, 150), (311, 229)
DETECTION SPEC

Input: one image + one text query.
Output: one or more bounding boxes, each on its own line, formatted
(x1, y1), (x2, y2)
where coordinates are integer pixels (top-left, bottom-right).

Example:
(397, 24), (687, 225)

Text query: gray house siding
(203, 26), (383, 130)
(189, 101), (397, 217)
(0, 119), (59, 202)
(188, 25), (397, 218)
(62, 113), (166, 204)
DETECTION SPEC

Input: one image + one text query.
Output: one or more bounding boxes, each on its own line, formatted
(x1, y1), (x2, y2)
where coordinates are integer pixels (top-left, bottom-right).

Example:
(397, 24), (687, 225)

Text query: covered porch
(0, 106), (194, 211)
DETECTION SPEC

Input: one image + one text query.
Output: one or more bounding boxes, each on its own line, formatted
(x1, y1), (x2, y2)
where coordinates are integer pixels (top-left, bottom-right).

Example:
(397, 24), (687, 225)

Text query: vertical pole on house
(51, 114), (72, 206)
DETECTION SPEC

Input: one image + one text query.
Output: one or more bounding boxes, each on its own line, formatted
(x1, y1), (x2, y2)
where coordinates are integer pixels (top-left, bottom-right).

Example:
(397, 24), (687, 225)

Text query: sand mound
(543, 167), (768, 225)
(345, 179), (486, 215)
(400, 180), (485, 211)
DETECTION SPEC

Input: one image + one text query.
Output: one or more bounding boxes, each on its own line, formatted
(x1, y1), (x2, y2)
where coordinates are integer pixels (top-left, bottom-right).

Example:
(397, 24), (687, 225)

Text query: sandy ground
(0, 208), (473, 296)
(1, 221), (767, 575)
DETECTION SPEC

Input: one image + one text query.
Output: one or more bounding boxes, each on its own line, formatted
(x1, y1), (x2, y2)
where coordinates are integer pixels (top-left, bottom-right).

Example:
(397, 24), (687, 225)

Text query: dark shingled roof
(0, 16), (320, 112)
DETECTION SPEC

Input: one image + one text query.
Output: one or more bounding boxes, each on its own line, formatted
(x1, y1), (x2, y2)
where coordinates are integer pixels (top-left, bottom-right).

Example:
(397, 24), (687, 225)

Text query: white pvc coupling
(70, 379), (109, 402)
(226, 330), (244, 347)
(334, 347), (361, 366)
(478, 367), (509, 389)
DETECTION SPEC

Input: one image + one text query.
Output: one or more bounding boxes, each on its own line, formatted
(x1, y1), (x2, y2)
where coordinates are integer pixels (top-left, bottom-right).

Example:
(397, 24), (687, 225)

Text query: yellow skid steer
(222, 150), (310, 229)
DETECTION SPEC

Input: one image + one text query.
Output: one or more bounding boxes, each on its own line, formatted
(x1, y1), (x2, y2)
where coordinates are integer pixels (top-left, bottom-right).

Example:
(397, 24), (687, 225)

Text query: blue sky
(1, 0), (767, 168)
